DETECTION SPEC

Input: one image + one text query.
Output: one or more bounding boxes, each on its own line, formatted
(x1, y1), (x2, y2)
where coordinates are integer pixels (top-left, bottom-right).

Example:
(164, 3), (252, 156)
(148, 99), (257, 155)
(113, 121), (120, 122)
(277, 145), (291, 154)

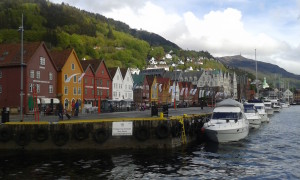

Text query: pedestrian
(75, 100), (79, 116)
(201, 99), (204, 110)
(71, 100), (75, 116)
(57, 102), (63, 120)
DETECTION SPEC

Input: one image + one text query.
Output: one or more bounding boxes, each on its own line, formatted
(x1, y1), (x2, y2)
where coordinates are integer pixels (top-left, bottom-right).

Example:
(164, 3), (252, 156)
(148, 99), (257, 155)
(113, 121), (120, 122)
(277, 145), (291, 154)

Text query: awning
(41, 98), (60, 104)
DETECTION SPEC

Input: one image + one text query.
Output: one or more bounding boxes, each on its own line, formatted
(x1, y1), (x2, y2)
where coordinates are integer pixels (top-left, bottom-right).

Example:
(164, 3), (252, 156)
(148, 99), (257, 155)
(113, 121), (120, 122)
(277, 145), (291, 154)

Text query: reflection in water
(1, 106), (300, 179)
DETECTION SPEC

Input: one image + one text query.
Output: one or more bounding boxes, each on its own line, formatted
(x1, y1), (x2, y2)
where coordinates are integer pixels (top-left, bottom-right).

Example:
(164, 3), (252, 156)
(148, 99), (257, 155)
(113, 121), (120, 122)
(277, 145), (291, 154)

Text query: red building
(0, 42), (57, 114)
(81, 59), (112, 107)
(142, 76), (154, 107)
(80, 60), (95, 105)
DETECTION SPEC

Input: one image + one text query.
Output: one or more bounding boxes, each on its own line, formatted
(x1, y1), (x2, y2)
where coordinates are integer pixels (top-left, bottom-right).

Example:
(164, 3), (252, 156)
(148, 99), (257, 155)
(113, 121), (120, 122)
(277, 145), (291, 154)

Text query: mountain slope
(217, 55), (300, 87)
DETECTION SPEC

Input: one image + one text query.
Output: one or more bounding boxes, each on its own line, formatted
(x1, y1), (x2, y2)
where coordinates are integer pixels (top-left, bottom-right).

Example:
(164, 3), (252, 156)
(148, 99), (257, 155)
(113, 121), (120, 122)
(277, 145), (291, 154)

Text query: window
(125, 85), (127, 90)
(100, 79), (102, 86)
(102, 70), (104, 74)
(71, 63), (75, 70)
(127, 77), (129, 81)
(92, 89), (94, 95)
(85, 88), (87, 95)
(36, 84), (40, 93)
(49, 73), (53, 80)
(64, 74), (68, 82)
(92, 79), (94, 85)
(97, 89), (100, 95)
(64, 86), (68, 95)
(0, 85), (2, 93)
(73, 87), (77, 95)
(117, 75), (119, 80)
(30, 70), (34, 78)
(107, 81), (109, 87)
(74, 76), (77, 83)
(107, 90), (109, 96)
(36, 71), (40, 79)
(78, 87), (81, 95)
(100, 90), (103, 96)
(40, 57), (45, 65)
(0, 70), (2, 78)
(49, 85), (53, 93)
(29, 83), (33, 92)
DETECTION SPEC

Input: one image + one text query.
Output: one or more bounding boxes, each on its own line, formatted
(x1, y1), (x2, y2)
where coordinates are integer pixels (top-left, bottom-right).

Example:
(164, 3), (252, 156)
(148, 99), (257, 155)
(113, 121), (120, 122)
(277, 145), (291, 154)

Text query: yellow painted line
(2, 113), (212, 125)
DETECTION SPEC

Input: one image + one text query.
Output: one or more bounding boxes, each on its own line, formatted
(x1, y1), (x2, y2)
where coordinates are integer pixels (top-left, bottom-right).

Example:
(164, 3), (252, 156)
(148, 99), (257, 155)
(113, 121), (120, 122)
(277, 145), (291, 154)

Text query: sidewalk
(4, 107), (213, 123)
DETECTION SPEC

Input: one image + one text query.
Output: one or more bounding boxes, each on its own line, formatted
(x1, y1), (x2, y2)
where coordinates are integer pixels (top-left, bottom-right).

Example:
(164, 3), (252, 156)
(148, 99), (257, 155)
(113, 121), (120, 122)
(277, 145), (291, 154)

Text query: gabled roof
(156, 77), (170, 84)
(51, 49), (73, 71)
(108, 67), (118, 78)
(146, 75), (155, 86)
(120, 68), (128, 79)
(0, 42), (57, 70)
(84, 59), (102, 73)
(132, 73), (145, 86)
(80, 60), (95, 73)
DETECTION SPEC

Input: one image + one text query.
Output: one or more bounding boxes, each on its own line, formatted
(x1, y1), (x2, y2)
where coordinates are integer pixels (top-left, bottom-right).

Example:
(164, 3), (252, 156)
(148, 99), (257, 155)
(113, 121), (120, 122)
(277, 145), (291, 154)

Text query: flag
(159, 84), (162, 92)
(78, 73), (86, 82)
(180, 88), (185, 95)
(65, 73), (79, 83)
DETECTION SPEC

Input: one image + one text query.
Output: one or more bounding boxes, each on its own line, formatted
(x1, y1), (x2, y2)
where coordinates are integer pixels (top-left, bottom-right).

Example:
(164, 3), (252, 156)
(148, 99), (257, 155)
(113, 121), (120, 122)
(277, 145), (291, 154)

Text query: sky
(49, 0), (300, 75)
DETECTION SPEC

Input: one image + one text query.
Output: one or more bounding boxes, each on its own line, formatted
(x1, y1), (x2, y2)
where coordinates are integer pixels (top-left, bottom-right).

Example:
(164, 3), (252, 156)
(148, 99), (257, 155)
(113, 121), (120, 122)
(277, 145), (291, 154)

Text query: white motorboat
(270, 99), (281, 112)
(203, 99), (249, 143)
(263, 101), (274, 115)
(244, 104), (262, 129)
(247, 100), (270, 122)
(280, 102), (289, 108)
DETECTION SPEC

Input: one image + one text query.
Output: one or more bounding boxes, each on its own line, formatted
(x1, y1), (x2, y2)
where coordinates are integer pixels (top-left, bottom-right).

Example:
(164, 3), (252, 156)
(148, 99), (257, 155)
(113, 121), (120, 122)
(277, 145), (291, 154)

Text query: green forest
(0, 0), (214, 69)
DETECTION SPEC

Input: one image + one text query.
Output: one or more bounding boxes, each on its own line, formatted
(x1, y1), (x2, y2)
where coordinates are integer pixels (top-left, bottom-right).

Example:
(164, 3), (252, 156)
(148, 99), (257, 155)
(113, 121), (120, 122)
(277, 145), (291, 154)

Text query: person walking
(57, 102), (64, 120)
(71, 100), (75, 116)
(75, 100), (79, 116)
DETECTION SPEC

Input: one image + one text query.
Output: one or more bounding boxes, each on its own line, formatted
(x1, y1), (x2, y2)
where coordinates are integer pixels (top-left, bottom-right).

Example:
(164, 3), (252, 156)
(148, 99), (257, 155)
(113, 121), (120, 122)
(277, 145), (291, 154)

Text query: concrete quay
(0, 107), (213, 151)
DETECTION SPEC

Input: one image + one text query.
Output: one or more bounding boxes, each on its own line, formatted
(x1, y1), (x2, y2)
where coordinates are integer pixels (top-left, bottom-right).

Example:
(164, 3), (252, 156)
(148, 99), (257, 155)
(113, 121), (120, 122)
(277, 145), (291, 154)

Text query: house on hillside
(0, 42), (58, 114)
(51, 49), (84, 112)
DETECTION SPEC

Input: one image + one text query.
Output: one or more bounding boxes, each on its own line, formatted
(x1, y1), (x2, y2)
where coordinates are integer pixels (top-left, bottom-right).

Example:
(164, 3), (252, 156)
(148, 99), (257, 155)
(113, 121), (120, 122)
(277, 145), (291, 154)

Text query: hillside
(217, 55), (300, 88)
(0, 0), (213, 69)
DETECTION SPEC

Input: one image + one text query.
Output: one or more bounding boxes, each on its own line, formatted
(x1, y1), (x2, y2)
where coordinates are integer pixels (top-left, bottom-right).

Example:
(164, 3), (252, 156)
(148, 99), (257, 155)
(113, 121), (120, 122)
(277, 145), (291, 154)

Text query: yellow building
(51, 49), (84, 112)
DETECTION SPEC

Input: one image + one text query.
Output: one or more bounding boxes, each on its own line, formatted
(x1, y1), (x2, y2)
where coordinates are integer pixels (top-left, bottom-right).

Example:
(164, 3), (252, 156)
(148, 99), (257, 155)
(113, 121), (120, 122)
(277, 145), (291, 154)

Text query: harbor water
(1, 106), (300, 179)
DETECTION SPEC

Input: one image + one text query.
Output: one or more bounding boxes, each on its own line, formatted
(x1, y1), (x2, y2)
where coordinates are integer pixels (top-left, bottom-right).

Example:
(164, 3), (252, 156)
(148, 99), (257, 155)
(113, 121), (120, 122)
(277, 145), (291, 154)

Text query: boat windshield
(244, 108), (256, 113)
(212, 112), (241, 120)
(255, 106), (263, 109)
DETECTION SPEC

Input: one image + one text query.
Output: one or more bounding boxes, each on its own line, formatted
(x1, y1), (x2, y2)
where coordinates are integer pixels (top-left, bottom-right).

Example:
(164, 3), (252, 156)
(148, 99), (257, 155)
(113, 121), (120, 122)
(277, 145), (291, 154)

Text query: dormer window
(71, 64), (75, 70)
(40, 57), (45, 66)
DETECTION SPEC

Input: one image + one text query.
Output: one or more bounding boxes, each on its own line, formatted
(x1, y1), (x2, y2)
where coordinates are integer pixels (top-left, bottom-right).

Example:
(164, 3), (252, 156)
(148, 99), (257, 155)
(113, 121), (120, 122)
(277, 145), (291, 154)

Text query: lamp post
(173, 64), (177, 109)
(19, 14), (24, 122)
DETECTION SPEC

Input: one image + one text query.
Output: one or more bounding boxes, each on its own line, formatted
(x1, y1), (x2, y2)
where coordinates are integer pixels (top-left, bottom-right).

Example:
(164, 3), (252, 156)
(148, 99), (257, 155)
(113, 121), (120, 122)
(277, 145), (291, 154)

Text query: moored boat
(244, 104), (262, 129)
(263, 100), (274, 115)
(247, 99), (270, 122)
(203, 99), (249, 143)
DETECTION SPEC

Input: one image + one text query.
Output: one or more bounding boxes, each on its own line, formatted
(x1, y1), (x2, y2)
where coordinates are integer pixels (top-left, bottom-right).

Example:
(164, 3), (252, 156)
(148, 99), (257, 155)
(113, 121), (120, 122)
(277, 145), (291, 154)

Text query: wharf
(0, 107), (213, 150)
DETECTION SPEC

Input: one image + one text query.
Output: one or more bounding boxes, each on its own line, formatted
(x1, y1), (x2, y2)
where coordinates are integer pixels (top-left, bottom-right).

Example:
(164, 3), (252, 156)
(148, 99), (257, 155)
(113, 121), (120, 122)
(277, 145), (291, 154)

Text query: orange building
(51, 49), (84, 112)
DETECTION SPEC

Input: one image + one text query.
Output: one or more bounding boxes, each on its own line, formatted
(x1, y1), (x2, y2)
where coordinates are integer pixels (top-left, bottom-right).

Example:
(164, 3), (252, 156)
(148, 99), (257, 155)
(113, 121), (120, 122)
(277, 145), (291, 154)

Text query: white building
(109, 67), (123, 101)
(120, 68), (134, 101)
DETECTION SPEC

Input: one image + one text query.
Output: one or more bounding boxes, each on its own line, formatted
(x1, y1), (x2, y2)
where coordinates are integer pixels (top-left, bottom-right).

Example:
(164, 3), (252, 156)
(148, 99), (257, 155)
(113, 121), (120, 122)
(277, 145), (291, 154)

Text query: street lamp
(19, 14), (24, 122)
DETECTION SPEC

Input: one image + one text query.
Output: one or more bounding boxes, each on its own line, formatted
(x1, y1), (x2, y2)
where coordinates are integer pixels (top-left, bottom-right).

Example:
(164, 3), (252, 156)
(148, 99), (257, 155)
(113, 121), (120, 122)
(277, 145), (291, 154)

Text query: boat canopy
(216, 99), (244, 110)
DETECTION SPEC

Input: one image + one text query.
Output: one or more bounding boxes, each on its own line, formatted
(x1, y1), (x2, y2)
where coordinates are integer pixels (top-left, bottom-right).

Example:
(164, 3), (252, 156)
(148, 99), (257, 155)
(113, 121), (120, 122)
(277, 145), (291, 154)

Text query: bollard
(160, 112), (164, 119)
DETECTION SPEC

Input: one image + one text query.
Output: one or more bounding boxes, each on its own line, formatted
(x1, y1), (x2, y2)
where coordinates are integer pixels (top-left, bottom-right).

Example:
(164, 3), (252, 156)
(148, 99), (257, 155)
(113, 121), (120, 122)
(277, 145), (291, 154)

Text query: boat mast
(255, 49), (258, 98)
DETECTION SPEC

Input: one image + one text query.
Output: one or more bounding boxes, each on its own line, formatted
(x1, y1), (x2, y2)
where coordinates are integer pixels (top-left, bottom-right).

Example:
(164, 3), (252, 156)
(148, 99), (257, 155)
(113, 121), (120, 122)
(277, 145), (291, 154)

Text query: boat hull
(204, 124), (249, 143)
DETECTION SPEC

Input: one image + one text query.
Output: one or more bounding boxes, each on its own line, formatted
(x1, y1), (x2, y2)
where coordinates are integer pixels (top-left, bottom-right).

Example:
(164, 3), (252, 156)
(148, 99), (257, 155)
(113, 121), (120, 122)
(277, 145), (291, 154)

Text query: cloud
(49, 0), (300, 74)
